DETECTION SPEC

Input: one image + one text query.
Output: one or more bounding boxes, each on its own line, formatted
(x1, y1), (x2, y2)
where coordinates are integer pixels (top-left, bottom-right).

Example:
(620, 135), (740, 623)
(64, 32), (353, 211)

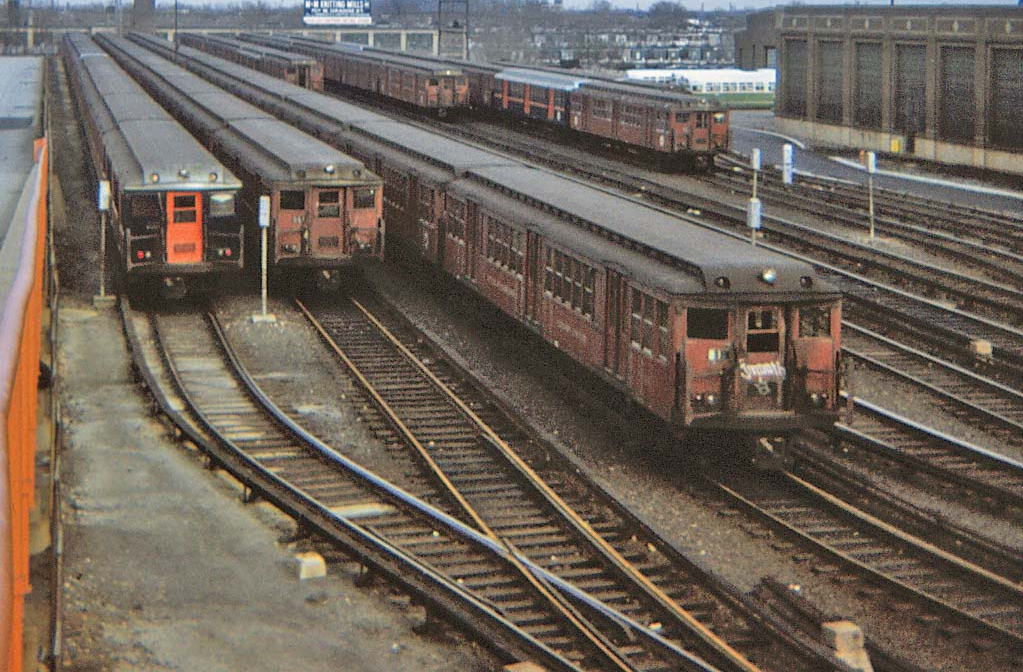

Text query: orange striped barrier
(0, 137), (49, 672)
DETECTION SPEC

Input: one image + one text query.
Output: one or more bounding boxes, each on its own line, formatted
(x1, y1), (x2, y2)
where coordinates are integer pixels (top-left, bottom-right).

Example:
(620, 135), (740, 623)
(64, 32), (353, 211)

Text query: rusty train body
(232, 33), (729, 170)
(128, 32), (842, 456)
(63, 32), (245, 295)
(96, 34), (385, 280)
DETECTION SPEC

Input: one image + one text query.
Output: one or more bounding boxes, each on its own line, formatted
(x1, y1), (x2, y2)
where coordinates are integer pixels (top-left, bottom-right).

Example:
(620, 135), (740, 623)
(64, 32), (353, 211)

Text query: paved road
(728, 110), (1023, 215)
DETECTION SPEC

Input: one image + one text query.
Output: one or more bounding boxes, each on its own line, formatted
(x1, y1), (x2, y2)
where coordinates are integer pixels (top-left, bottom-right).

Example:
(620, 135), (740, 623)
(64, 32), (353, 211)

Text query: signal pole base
(92, 294), (116, 309)
(250, 313), (277, 324)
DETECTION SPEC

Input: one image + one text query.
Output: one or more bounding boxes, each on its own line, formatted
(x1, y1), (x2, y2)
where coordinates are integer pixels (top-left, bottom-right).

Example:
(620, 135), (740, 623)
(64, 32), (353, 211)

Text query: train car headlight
(150, 173), (160, 183)
(324, 164), (336, 174)
(760, 268), (777, 285)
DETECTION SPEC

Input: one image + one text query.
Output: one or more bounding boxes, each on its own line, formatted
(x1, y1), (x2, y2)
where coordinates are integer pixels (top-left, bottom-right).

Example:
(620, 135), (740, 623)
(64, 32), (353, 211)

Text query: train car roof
(495, 68), (590, 91)
(99, 35), (368, 185)
(280, 35), (465, 76)
(466, 164), (828, 295)
(579, 79), (719, 107)
(448, 178), (703, 295)
(350, 120), (515, 176)
(185, 33), (319, 67)
(64, 33), (239, 193)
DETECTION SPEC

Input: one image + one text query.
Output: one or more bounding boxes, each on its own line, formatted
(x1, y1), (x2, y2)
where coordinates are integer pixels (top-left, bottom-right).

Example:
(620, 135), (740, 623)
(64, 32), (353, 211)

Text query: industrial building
(754, 6), (1023, 175)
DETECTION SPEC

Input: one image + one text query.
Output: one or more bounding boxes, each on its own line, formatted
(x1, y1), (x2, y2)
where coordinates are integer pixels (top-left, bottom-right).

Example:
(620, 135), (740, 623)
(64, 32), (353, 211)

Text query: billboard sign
(303, 0), (372, 25)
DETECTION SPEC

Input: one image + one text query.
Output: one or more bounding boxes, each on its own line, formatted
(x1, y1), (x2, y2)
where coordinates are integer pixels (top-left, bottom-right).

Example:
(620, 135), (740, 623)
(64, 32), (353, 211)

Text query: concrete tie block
(970, 339), (992, 359)
(295, 552), (327, 581)
(504, 663), (549, 672)
(822, 621), (874, 672)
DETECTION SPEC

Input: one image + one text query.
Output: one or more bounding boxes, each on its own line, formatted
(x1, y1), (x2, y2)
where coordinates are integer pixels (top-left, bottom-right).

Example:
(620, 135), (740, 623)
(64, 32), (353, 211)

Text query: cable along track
(130, 305), (727, 672)
(293, 294), (846, 672)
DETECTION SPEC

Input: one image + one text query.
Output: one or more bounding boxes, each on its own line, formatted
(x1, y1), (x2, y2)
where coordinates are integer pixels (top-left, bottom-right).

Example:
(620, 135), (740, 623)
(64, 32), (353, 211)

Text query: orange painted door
(166, 192), (203, 264)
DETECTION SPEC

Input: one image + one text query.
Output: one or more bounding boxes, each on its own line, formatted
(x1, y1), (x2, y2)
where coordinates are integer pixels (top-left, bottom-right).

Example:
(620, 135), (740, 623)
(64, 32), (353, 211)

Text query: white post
(865, 151), (877, 241)
(747, 197), (762, 246)
(252, 195), (277, 323)
(750, 148), (761, 200)
(93, 180), (115, 307)
(782, 143), (793, 185)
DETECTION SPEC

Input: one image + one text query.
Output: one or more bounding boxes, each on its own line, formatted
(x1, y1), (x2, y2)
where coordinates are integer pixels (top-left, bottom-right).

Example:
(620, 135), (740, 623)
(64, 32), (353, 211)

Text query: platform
(0, 57), (43, 248)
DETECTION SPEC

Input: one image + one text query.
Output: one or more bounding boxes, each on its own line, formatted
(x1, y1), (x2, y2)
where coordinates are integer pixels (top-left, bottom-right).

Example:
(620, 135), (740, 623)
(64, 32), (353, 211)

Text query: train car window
(508, 82), (525, 99)
(354, 188), (376, 210)
(799, 306), (832, 337)
(419, 185), (434, 210)
(209, 193), (236, 217)
(657, 301), (670, 358)
(592, 98), (613, 120)
(280, 190), (305, 210)
(128, 194), (161, 221)
(429, 78), (439, 86)
(687, 308), (729, 339)
(631, 289), (643, 346)
(675, 112), (690, 124)
(748, 310), (775, 330)
(583, 269), (595, 316)
(512, 231), (524, 275)
(642, 299), (655, 351)
(173, 194), (195, 209)
(318, 190), (341, 218)
(172, 194), (197, 223)
(544, 248), (553, 292)
(747, 309), (780, 352)
(695, 113), (708, 129)
(529, 85), (547, 104)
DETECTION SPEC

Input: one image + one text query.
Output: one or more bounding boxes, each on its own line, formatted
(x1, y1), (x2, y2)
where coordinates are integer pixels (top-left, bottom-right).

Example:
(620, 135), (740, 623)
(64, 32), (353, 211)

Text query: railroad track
(714, 153), (1023, 262)
(708, 159), (1023, 289)
(721, 154), (1023, 244)
(124, 303), (722, 672)
(713, 468), (1023, 658)
(844, 322), (1023, 436)
(287, 292), (841, 672)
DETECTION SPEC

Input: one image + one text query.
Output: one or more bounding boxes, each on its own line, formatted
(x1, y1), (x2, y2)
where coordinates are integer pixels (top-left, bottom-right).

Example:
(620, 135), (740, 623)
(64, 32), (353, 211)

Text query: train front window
(317, 190), (341, 218)
(209, 193), (235, 217)
(172, 194), (197, 223)
(354, 188), (376, 209)
(127, 194), (161, 225)
(687, 308), (728, 339)
(280, 190), (305, 210)
(799, 306), (832, 337)
(747, 309), (781, 352)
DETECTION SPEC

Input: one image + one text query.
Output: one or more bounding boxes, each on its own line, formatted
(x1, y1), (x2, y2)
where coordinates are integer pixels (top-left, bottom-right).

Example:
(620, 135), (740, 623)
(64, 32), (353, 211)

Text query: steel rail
(708, 167), (1023, 286)
(843, 322), (1023, 433)
(290, 298), (638, 672)
(832, 394), (1023, 511)
(296, 296), (763, 672)
(132, 303), (726, 672)
(713, 472), (1023, 649)
(149, 309), (615, 672)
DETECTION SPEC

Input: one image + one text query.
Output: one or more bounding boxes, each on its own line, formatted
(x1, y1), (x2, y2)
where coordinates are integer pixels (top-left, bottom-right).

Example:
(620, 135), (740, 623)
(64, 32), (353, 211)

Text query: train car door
(311, 187), (344, 258)
(465, 200), (478, 279)
(738, 307), (787, 412)
(166, 192), (203, 264)
(604, 271), (626, 377)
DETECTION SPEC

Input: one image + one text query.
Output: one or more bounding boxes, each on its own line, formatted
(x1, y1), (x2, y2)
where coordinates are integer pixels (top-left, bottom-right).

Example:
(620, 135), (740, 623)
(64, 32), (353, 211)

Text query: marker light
(150, 173), (160, 183)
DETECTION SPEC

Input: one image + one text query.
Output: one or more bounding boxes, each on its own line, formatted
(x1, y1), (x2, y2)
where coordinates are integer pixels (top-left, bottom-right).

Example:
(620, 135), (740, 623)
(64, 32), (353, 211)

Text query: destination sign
(303, 0), (372, 25)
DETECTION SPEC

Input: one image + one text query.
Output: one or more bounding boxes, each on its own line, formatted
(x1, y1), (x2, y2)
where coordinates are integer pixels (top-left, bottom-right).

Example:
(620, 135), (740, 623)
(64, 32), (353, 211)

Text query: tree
(647, 0), (688, 25)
